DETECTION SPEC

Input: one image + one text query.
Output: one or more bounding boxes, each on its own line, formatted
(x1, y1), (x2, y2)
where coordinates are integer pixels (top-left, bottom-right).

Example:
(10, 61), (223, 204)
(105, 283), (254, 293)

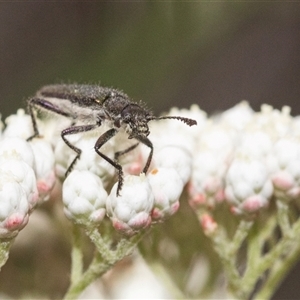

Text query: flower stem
(0, 239), (12, 270)
(276, 200), (291, 236)
(64, 227), (146, 299)
(254, 215), (300, 299)
(70, 224), (84, 284)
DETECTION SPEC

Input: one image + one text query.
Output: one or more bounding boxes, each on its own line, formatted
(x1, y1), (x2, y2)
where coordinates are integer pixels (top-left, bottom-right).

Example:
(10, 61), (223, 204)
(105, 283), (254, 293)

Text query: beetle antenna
(150, 115), (197, 127)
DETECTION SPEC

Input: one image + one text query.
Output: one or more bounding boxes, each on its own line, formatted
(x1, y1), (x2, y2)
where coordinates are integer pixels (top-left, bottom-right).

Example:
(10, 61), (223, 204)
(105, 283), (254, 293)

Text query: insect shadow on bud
(27, 84), (197, 196)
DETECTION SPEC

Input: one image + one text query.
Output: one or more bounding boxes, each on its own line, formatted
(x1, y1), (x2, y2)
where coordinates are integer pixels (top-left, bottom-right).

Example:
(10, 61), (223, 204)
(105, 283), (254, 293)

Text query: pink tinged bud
(62, 170), (107, 225)
(241, 195), (269, 213)
(29, 139), (56, 200)
(0, 180), (30, 238)
(5, 212), (28, 231)
(190, 150), (227, 208)
(189, 193), (207, 209)
(200, 214), (218, 235)
(147, 168), (183, 221)
(272, 171), (294, 190)
(125, 161), (143, 175)
(225, 158), (273, 215)
(152, 202), (180, 220)
(106, 174), (154, 235)
(268, 138), (300, 201)
(36, 170), (56, 198)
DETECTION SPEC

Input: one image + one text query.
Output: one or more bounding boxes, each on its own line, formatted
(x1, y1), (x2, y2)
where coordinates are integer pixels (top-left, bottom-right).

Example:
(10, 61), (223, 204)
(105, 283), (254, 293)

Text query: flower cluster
(0, 110), (56, 238)
(2, 101), (300, 238)
(189, 102), (300, 215)
(0, 106), (200, 237)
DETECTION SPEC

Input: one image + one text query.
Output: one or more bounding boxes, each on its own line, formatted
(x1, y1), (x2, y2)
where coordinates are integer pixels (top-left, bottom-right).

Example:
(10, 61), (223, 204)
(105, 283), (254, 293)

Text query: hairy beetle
(27, 84), (197, 196)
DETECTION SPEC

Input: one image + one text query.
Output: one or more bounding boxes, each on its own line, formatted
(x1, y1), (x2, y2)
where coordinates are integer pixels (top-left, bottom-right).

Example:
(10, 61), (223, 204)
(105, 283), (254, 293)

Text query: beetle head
(121, 104), (152, 138)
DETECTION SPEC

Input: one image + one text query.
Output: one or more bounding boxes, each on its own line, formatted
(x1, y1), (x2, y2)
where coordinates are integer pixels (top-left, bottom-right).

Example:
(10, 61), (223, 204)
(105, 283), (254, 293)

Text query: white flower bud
(189, 124), (234, 208)
(153, 146), (192, 184)
(0, 159), (38, 210)
(249, 105), (292, 139)
(106, 174), (154, 235)
(29, 139), (56, 201)
(62, 170), (108, 225)
(225, 158), (273, 214)
(148, 105), (206, 157)
(0, 176), (30, 238)
(147, 167), (183, 220)
(0, 137), (35, 168)
(197, 124), (235, 166)
(219, 101), (254, 131)
(166, 105), (207, 139)
(268, 137), (300, 201)
(235, 130), (273, 160)
(3, 109), (33, 140)
(189, 150), (226, 208)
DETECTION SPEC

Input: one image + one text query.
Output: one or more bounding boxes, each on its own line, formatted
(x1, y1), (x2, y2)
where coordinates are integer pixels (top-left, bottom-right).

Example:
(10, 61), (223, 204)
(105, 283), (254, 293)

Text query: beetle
(27, 84), (197, 196)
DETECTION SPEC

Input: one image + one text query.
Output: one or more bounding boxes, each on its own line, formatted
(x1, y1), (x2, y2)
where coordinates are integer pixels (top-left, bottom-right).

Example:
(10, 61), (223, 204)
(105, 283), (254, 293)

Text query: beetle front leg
(94, 128), (125, 196)
(27, 97), (74, 141)
(134, 135), (153, 174)
(62, 124), (98, 176)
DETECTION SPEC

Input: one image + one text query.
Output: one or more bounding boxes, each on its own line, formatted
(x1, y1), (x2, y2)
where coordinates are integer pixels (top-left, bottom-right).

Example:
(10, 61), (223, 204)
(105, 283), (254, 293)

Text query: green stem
(87, 228), (115, 263)
(254, 217), (300, 299)
(231, 220), (254, 254)
(64, 251), (109, 300)
(276, 200), (291, 236)
(241, 216), (277, 296)
(209, 227), (242, 297)
(0, 239), (13, 270)
(70, 224), (84, 284)
(64, 228), (146, 299)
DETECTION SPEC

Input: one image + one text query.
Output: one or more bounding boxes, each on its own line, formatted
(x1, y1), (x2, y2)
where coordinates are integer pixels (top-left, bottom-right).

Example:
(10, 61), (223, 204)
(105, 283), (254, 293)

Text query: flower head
(148, 167), (183, 220)
(106, 174), (154, 236)
(62, 170), (108, 226)
(225, 157), (273, 215)
(268, 137), (300, 201)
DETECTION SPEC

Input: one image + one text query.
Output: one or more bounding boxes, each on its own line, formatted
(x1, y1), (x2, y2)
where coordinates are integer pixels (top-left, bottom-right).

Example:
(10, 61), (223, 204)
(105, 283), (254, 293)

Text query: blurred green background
(1, 3), (300, 120)
(1, 3), (300, 299)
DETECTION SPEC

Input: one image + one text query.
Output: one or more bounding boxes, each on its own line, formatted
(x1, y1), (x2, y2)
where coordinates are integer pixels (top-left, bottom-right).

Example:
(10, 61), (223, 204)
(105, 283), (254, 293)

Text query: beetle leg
(62, 124), (99, 176)
(134, 135), (153, 174)
(94, 128), (126, 196)
(27, 97), (74, 141)
(114, 142), (139, 161)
